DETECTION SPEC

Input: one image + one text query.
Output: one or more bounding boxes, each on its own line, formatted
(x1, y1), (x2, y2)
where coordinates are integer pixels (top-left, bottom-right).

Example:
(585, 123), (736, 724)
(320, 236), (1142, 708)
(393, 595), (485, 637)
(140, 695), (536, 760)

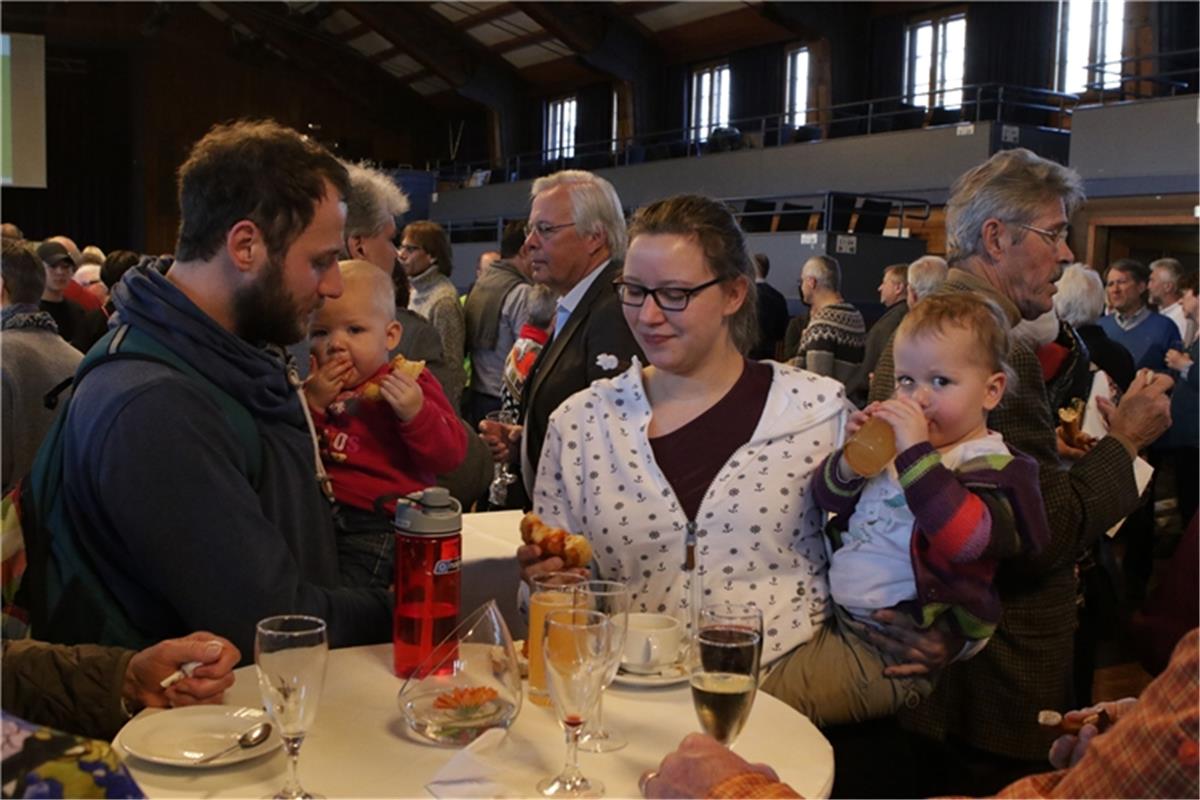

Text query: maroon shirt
(650, 360), (773, 521)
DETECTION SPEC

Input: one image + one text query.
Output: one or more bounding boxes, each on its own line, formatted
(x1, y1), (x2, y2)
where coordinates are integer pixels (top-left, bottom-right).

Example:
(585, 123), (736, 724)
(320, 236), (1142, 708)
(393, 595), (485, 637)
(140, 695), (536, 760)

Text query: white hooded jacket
(534, 359), (849, 663)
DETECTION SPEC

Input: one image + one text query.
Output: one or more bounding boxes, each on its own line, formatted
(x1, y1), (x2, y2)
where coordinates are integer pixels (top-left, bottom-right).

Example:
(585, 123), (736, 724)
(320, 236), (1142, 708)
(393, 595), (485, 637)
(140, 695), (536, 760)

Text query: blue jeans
(333, 504), (395, 588)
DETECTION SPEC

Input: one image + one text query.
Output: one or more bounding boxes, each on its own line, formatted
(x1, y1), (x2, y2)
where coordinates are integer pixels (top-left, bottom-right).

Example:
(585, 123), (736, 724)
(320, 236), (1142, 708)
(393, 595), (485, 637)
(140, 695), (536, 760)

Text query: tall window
(690, 62), (730, 142)
(611, 87), (619, 154)
(785, 47), (810, 127)
(904, 13), (966, 109)
(545, 96), (576, 160)
(1056, 0), (1126, 93)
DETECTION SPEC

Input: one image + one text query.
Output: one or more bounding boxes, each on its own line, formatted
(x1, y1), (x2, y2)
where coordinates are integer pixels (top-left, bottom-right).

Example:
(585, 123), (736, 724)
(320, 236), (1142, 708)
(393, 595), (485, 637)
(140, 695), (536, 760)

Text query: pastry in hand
(1057, 398), (1087, 448)
(361, 355), (426, 401)
(520, 512), (593, 568)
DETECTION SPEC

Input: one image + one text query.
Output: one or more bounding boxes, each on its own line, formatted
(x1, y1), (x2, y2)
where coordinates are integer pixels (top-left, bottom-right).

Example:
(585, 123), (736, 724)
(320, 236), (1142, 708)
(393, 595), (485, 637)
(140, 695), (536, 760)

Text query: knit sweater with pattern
(790, 301), (865, 384)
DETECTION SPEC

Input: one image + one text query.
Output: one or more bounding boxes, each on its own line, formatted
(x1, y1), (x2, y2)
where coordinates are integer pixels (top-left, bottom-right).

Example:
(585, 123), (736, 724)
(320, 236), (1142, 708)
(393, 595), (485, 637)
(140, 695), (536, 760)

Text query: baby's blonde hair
(335, 259), (396, 322)
(896, 291), (1011, 376)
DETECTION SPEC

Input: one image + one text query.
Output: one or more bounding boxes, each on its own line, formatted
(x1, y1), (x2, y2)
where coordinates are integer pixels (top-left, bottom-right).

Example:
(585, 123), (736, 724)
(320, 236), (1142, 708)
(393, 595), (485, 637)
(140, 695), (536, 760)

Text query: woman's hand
(517, 544), (588, 585)
(479, 420), (522, 465)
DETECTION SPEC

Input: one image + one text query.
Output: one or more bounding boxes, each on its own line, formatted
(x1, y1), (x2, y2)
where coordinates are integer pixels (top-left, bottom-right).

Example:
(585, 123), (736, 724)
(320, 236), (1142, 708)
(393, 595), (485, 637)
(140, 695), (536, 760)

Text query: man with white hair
(492, 170), (643, 503)
(906, 254), (949, 307)
(341, 161), (409, 274)
(1054, 263), (1135, 391)
(790, 254), (865, 383)
(1148, 257), (1188, 341)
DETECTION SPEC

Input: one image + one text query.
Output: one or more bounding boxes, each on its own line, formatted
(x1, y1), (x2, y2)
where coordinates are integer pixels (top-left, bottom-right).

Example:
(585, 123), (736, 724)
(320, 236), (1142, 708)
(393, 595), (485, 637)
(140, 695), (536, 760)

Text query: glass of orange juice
(528, 572), (587, 707)
(842, 415), (896, 478)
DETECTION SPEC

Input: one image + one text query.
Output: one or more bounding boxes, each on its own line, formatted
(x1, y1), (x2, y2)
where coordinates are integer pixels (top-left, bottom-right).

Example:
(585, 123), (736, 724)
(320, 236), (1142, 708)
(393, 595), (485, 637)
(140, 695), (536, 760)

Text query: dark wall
(2, 46), (133, 251)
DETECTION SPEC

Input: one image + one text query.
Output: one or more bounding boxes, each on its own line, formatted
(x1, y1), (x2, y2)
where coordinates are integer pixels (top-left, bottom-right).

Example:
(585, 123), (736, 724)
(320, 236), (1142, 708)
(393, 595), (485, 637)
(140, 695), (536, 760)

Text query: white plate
(612, 661), (689, 688)
(116, 705), (281, 768)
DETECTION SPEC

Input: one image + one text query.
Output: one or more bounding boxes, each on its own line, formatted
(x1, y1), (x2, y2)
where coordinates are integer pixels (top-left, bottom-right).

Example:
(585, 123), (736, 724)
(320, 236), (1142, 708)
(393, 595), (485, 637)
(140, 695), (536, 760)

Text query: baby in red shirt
(305, 260), (467, 586)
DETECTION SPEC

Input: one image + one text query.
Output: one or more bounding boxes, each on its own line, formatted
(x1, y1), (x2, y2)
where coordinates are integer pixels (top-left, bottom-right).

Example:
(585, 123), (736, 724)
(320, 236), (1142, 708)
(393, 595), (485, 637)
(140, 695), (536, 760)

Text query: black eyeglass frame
(612, 277), (725, 312)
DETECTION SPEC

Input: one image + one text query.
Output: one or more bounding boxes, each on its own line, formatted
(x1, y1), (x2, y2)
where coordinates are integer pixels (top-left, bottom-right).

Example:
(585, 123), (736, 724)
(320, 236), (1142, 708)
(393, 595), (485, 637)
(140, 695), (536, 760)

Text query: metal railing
(427, 81), (1083, 186)
(436, 190), (932, 244)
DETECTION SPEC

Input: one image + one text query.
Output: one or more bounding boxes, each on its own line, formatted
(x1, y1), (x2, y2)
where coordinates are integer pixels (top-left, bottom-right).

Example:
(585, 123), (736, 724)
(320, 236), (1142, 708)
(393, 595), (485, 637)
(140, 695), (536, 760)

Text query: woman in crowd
(397, 221), (466, 408)
(519, 194), (848, 665)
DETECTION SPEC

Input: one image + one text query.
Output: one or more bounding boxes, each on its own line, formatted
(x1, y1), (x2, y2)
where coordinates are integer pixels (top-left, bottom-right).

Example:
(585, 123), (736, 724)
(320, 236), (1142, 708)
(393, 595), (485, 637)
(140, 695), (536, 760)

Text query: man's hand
(641, 733), (790, 799)
(870, 397), (929, 453)
(380, 372), (423, 422)
(1047, 697), (1137, 769)
(479, 419), (522, 465)
(1099, 369), (1172, 455)
(1165, 348), (1193, 374)
(305, 353), (353, 411)
(865, 609), (962, 677)
(1055, 426), (1096, 461)
(124, 633), (240, 713)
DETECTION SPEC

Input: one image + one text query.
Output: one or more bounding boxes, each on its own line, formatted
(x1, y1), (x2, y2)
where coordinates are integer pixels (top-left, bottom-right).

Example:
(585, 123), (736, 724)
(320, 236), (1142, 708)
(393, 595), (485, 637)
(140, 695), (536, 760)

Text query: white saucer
(116, 705), (281, 768)
(612, 661), (689, 688)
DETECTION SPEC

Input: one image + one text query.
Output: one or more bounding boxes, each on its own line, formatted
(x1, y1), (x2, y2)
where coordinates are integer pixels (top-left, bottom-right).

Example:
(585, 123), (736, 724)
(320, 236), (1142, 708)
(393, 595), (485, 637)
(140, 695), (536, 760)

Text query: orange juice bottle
(842, 416), (896, 478)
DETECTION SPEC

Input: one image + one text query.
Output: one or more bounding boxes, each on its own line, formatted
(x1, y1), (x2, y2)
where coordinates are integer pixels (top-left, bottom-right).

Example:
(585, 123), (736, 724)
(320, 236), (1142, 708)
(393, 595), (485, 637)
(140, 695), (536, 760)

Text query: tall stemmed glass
(483, 409), (519, 506)
(576, 580), (630, 753)
(256, 615), (329, 800)
(538, 609), (611, 798)
(687, 604), (762, 748)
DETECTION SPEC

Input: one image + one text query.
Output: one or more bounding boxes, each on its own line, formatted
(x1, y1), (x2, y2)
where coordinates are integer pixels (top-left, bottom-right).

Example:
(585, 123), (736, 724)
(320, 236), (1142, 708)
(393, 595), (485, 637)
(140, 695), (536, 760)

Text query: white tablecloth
(117, 642), (834, 798)
(116, 511), (834, 797)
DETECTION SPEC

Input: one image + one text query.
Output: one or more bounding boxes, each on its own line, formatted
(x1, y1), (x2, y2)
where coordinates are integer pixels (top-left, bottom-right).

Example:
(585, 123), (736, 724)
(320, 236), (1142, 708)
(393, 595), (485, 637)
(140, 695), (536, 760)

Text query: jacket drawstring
(285, 357), (335, 503)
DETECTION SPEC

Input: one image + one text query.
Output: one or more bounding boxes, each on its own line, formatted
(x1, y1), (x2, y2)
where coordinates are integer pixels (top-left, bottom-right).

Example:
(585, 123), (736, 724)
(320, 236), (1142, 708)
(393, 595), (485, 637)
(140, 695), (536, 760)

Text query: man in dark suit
(867, 148), (1173, 796)
(509, 170), (643, 504)
(749, 253), (788, 360)
(844, 262), (909, 406)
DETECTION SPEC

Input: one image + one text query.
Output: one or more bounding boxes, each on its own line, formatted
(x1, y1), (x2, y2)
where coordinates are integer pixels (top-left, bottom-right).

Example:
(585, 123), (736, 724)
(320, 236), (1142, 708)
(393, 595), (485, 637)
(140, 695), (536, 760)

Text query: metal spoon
(192, 721), (272, 765)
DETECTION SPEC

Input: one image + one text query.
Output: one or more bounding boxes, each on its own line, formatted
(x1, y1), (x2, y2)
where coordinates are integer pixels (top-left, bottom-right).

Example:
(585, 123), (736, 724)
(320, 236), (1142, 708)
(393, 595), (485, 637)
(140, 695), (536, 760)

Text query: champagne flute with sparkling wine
(256, 615), (329, 800)
(538, 608), (611, 798)
(688, 604), (762, 747)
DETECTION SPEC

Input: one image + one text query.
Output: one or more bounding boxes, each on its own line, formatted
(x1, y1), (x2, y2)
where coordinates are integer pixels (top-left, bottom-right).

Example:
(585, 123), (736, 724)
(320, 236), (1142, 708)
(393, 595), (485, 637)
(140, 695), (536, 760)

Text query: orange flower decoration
(433, 686), (498, 711)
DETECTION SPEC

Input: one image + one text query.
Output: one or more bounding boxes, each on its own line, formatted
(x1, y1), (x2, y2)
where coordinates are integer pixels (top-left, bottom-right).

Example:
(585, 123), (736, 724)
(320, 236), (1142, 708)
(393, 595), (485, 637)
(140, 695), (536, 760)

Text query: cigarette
(1037, 708), (1112, 734)
(1145, 371), (1154, 387)
(160, 660), (202, 689)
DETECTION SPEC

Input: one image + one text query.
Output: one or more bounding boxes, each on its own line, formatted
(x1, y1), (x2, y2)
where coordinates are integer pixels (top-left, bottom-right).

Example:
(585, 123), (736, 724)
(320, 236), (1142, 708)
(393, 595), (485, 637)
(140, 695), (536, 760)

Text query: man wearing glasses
(866, 148), (1173, 795)
(496, 170), (642, 507)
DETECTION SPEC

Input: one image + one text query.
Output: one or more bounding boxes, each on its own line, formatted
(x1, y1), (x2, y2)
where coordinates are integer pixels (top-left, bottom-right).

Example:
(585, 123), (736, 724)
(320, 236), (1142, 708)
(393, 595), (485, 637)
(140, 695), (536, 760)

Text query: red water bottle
(393, 487), (462, 678)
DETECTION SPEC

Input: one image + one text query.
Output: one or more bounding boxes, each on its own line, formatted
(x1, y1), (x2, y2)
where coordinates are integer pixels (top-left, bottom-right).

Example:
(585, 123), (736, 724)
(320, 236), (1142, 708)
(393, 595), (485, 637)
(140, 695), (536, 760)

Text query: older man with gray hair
(905, 254), (949, 306)
(868, 148), (1172, 795)
(1148, 256), (1188, 341)
(481, 170), (643, 507)
(342, 161), (410, 274)
(791, 254), (865, 383)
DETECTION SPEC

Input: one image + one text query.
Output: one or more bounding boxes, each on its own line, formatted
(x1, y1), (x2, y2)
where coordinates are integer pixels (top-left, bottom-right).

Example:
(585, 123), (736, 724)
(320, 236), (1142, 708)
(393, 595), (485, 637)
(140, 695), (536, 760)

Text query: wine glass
(483, 409), (519, 506)
(256, 615), (329, 799)
(687, 604), (762, 747)
(575, 580), (630, 753)
(538, 608), (611, 798)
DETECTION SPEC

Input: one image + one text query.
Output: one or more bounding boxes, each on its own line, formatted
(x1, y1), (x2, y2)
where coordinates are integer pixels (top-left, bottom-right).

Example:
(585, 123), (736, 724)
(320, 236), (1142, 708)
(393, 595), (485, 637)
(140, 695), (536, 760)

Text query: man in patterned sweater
(865, 148), (1173, 794)
(790, 254), (865, 383)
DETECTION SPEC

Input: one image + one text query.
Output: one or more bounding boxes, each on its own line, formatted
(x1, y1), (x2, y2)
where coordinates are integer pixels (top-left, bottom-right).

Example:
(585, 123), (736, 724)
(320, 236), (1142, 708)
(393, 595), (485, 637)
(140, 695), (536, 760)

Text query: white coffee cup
(621, 613), (683, 674)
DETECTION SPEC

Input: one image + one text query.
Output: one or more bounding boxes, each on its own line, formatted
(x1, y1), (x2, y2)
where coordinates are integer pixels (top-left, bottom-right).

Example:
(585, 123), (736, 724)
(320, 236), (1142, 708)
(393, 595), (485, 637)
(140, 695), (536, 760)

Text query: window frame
(903, 9), (967, 110)
(688, 60), (731, 143)
(544, 94), (577, 161)
(784, 45), (811, 128)
(1054, 0), (1127, 95)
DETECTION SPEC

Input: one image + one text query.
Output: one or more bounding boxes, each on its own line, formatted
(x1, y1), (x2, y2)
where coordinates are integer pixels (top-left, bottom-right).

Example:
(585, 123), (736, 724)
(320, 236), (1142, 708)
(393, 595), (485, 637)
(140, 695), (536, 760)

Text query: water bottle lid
(393, 486), (462, 535)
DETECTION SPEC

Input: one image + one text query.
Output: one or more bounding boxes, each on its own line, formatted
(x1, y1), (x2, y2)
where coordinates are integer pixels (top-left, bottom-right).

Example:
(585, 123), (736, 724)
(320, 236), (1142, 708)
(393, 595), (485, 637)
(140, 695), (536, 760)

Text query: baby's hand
(381, 371), (423, 422)
(305, 354), (353, 411)
(845, 403), (880, 438)
(872, 396), (929, 452)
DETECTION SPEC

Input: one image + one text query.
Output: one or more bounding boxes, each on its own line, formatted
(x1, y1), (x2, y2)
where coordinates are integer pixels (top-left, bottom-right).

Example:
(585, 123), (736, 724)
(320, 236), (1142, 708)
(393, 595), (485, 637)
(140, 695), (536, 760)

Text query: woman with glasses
(398, 221), (466, 408)
(522, 194), (849, 667)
